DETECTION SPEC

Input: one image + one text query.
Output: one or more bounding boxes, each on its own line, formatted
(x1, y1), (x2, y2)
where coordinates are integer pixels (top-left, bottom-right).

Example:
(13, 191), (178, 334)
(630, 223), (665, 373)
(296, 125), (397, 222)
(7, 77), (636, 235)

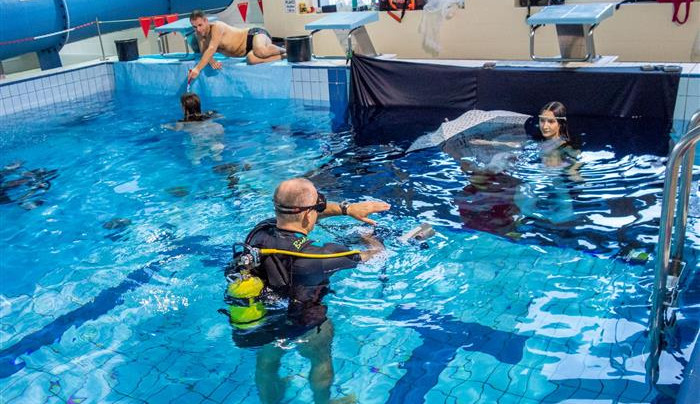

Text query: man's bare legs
(297, 321), (335, 404)
(247, 34), (286, 64)
(256, 343), (287, 404)
(254, 321), (337, 404)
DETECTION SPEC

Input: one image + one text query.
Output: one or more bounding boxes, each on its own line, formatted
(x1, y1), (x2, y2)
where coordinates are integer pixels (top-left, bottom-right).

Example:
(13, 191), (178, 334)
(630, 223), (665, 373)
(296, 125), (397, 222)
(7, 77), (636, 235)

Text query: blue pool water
(1, 94), (698, 403)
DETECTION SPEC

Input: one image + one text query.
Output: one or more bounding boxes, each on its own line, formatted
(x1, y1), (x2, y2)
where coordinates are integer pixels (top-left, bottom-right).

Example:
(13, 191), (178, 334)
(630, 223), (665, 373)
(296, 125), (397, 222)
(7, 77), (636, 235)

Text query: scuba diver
(225, 177), (389, 404)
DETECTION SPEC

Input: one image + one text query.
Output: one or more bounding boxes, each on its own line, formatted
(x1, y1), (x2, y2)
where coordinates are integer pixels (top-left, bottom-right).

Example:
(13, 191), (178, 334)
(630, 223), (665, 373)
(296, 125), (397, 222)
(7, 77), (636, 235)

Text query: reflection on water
(314, 114), (674, 263)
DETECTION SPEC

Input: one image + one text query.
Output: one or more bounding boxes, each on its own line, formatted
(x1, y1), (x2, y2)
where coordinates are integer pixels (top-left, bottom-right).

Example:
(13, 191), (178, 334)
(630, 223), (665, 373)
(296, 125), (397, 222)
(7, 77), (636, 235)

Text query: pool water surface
(0, 94), (698, 403)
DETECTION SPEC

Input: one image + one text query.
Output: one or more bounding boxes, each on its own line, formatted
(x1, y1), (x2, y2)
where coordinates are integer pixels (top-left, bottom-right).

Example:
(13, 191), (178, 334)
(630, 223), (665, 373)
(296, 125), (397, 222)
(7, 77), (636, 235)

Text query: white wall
(60, 28), (162, 63)
(262, 0), (700, 62)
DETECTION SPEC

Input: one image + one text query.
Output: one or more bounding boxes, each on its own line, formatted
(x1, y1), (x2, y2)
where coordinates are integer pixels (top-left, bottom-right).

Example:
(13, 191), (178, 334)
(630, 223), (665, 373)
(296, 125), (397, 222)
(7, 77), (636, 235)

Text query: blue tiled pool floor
(1, 95), (697, 403)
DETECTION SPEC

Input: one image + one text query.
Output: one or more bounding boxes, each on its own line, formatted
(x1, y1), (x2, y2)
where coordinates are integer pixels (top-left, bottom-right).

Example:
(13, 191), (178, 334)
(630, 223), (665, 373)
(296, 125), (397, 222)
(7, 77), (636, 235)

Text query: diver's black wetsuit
(232, 219), (360, 347)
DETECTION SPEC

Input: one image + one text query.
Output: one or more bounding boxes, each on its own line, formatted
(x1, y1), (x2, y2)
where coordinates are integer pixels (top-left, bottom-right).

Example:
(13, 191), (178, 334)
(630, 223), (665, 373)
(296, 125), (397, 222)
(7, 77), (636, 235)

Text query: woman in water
(164, 93), (225, 164)
(180, 92), (216, 122)
(514, 101), (582, 224)
(535, 101), (581, 172)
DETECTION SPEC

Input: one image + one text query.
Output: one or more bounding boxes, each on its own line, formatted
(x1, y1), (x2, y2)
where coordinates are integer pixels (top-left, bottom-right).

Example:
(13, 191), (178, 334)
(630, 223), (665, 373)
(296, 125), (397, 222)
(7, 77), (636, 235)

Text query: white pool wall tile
(0, 60), (115, 116)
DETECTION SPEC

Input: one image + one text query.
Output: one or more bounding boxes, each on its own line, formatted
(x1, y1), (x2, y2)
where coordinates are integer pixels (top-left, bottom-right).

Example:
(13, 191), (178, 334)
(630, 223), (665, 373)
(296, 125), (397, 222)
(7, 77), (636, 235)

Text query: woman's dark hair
(181, 92), (204, 122)
(539, 101), (570, 142)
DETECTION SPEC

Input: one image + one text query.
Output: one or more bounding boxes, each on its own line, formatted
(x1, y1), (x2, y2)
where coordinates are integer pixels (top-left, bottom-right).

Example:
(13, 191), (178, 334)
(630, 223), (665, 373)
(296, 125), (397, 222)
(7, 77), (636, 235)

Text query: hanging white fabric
(418, 0), (463, 56)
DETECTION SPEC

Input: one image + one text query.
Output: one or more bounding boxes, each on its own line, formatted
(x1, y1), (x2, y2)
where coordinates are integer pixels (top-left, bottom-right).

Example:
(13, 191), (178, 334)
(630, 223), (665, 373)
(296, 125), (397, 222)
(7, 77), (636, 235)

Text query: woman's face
(539, 110), (561, 139)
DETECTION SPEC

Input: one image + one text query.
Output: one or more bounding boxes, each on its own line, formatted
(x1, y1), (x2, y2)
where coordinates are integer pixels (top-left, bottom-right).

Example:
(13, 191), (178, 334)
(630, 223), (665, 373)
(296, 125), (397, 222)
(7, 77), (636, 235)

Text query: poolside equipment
(304, 11), (379, 60)
(0, 0), (230, 70)
(647, 112), (700, 385)
(522, 0), (565, 19)
(399, 223), (435, 243)
(526, 2), (615, 62)
(114, 39), (138, 62)
(285, 35), (312, 63)
(154, 16), (219, 60)
(407, 110), (530, 153)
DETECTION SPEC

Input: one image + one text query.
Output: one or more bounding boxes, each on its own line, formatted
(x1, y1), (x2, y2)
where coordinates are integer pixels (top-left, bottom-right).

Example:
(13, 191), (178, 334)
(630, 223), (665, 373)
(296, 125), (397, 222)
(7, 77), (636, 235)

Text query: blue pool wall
(0, 60), (696, 134)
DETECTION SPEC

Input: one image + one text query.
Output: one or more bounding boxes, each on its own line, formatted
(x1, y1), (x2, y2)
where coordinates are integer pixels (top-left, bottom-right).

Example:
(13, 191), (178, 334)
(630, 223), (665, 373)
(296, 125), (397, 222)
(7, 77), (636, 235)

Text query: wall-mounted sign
(285, 0), (296, 13)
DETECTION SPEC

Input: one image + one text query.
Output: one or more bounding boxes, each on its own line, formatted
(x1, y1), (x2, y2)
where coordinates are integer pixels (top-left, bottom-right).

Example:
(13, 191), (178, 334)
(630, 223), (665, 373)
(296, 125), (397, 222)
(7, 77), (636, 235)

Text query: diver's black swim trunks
(245, 27), (271, 54)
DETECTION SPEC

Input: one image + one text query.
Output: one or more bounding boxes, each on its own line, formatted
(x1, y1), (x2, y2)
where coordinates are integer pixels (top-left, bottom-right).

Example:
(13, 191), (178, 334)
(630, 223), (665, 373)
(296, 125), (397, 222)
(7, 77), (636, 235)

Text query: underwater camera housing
(399, 223), (436, 243)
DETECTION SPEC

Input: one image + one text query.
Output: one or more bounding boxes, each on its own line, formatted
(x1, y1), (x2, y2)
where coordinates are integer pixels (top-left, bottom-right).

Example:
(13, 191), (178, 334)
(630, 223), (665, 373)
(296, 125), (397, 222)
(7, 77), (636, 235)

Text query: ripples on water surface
(0, 95), (698, 403)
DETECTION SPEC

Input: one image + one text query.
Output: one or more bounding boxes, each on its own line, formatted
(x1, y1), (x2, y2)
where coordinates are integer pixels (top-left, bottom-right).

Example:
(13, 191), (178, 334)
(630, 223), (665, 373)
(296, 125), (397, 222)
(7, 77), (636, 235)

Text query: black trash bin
(115, 39), (139, 62)
(285, 35), (311, 63)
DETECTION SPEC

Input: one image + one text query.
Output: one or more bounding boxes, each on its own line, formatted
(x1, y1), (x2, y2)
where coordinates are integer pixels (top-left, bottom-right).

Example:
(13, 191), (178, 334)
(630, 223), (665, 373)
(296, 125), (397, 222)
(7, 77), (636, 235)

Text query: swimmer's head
(181, 92), (202, 121)
(189, 10), (210, 37)
(538, 101), (569, 142)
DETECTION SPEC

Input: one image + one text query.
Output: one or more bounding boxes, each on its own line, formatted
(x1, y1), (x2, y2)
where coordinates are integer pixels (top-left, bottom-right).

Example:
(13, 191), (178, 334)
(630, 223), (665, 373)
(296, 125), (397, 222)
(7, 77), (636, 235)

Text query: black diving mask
(275, 192), (327, 214)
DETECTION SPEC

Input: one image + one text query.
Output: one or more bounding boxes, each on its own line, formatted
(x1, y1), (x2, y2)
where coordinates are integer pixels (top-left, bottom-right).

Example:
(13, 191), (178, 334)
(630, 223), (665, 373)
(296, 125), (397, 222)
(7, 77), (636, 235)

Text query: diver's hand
(209, 59), (222, 70)
(188, 67), (201, 81)
(348, 201), (391, 226)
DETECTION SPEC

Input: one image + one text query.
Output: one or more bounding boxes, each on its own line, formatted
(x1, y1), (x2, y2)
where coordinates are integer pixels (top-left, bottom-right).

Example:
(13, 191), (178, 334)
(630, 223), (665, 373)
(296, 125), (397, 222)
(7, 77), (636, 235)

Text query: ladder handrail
(672, 113), (700, 263)
(647, 111), (700, 385)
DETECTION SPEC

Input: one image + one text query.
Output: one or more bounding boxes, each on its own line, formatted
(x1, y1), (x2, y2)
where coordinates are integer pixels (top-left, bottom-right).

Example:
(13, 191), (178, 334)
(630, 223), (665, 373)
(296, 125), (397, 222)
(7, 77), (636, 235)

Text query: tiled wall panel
(673, 75), (700, 135)
(0, 63), (115, 117)
(290, 66), (333, 104)
(1, 61), (698, 134)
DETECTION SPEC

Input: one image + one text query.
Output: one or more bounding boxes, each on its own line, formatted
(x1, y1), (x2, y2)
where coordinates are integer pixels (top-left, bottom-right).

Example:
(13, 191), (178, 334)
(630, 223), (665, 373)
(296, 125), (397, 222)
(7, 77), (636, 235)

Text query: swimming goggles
(275, 192), (327, 214)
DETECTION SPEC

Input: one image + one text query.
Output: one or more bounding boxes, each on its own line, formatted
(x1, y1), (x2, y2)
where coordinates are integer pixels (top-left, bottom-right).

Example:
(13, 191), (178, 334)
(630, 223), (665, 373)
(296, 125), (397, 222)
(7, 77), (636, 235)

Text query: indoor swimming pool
(1, 93), (698, 403)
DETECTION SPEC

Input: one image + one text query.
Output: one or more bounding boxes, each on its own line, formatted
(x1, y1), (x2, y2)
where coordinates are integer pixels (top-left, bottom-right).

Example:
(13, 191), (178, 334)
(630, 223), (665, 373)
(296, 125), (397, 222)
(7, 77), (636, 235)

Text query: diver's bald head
(274, 178), (317, 223)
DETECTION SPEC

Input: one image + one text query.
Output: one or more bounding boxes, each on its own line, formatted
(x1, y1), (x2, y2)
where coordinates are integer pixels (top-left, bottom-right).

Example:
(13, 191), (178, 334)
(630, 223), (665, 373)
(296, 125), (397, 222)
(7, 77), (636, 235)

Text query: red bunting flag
(153, 15), (166, 27)
(139, 17), (152, 38)
(258, 0), (264, 14)
(237, 2), (249, 22)
(165, 14), (178, 24)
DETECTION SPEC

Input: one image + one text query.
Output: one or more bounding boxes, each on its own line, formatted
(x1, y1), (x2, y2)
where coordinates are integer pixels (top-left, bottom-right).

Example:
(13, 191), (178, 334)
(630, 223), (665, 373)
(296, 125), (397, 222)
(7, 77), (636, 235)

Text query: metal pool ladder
(646, 111), (700, 385)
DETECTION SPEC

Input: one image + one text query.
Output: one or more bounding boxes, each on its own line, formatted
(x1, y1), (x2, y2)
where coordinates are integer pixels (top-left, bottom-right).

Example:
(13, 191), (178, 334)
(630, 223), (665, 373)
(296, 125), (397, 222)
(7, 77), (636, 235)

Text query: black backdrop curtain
(350, 54), (680, 153)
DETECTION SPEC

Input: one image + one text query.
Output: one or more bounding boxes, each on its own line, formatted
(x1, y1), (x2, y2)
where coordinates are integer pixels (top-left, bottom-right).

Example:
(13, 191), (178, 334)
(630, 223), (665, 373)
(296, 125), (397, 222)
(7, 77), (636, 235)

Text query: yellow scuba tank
(227, 270), (267, 328)
(224, 240), (360, 329)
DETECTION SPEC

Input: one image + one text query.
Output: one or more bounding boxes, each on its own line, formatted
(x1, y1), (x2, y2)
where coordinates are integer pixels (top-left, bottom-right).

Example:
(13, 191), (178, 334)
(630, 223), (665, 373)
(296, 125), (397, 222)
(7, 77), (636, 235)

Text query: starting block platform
(154, 16), (218, 59)
(527, 3), (615, 63)
(304, 11), (379, 60)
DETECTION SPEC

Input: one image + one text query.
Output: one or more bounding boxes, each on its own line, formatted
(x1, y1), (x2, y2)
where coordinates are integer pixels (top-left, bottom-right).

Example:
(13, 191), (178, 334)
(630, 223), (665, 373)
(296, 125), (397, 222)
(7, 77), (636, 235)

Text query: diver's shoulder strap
(245, 218), (277, 244)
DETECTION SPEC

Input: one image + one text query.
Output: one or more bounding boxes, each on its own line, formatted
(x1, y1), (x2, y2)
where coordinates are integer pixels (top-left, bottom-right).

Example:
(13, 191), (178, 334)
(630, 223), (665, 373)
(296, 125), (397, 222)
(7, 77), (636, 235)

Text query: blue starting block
(304, 11), (379, 60)
(527, 3), (615, 63)
(153, 16), (218, 59)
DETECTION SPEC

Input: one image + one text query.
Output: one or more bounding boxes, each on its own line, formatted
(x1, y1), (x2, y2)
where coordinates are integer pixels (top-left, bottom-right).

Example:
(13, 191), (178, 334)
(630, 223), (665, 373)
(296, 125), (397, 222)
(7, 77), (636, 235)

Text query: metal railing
(646, 111), (700, 385)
